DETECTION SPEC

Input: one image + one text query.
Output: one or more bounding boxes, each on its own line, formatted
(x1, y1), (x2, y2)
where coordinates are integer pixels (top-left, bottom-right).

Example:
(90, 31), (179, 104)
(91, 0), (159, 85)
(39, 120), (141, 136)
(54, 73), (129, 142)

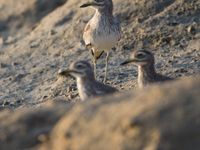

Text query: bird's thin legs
(104, 52), (110, 83)
(93, 57), (97, 80)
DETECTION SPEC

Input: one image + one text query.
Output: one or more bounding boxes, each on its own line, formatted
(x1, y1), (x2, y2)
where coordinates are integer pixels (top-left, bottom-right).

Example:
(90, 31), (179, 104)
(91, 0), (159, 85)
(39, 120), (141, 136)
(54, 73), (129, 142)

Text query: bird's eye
(136, 53), (146, 59)
(76, 64), (84, 68)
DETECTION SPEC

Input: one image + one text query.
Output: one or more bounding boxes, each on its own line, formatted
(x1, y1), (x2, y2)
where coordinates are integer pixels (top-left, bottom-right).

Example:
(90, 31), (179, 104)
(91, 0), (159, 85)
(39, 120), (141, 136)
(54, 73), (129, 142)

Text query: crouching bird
(58, 60), (118, 101)
(121, 50), (173, 88)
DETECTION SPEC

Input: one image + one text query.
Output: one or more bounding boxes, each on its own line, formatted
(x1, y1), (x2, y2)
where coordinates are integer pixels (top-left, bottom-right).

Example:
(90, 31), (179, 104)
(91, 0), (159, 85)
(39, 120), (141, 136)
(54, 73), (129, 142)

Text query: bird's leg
(93, 56), (97, 80)
(90, 49), (97, 79)
(104, 52), (110, 83)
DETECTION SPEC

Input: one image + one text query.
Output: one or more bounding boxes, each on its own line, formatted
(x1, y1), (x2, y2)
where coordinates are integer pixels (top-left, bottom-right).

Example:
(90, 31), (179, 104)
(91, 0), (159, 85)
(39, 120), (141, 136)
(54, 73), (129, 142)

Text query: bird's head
(121, 50), (155, 67)
(58, 61), (94, 79)
(80, 0), (113, 12)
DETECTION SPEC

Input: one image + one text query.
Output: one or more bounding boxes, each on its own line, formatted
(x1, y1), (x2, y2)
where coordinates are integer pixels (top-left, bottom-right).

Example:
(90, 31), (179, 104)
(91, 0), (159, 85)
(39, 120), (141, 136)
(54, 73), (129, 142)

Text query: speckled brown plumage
(58, 60), (118, 101)
(121, 50), (173, 88)
(80, 0), (121, 83)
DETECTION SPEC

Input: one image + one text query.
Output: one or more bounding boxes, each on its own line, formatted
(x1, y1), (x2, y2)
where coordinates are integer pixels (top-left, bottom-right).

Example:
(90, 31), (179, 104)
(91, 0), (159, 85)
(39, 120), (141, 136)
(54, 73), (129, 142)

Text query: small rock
(48, 29), (57, 36)
(25, 87), (32, 92)
(12, 62), (19, 66)
(136, 17), (143, 23)
(42, 95), (48, 100)
(30, 41), (40, 48)
(9, 102), (15, 107)
(50, 64), (56, 68)
(3, 101), (10, 106)
(167, 20), (178, 26)
(187, 25), (196, 34)
(168, 60), (172, 63)
(39, 70), (44, 74)
(16, 100), (22, 104)
(170, 40), (176, 46)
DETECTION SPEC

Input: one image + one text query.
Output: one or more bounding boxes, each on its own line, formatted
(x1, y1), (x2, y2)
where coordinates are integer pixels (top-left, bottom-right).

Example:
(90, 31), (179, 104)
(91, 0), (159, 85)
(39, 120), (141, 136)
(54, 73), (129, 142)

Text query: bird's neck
(76, 77), (95, 101)
(95, 8), (113, 18)
(76, 76), (95, 88)
(138, 64), (157, 88)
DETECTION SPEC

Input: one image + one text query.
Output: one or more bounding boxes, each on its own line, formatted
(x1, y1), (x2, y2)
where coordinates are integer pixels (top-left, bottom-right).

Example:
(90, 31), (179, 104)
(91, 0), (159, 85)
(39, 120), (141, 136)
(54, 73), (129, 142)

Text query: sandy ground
(0, 0), (200, 150)
(0, 0), (199, 109)
(0, 75), (199, 150)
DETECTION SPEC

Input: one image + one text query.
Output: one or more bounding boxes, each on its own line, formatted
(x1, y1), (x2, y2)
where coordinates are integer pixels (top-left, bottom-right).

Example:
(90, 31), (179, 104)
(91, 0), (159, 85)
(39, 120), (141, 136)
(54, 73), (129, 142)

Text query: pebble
(25, 87), (32, 92)
(42, 95), (48, 100)
(30, 41), (40, 48)
(48, 29), (57, 36)
(187, 25), (196, 34)
(9, 102), (15, 107)
(12, 62), (19, 66)
(16, 100), (23, 104)
(3, 101), (10, 106)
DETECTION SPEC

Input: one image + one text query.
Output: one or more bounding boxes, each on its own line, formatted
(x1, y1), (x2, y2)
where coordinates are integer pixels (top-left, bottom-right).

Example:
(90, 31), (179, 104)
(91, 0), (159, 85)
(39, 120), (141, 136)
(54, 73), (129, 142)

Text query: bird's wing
(83, 23), (93, 46)
(83, 23), (104, 59)
(113, 16), (121, 41)
(94, 82), (118, 95)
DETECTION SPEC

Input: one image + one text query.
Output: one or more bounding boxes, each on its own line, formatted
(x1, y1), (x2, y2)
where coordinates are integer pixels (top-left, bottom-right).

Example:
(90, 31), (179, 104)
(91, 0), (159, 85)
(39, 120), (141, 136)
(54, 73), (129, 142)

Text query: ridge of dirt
(0, 76), (199, 150)
(0, 0), (199, 110)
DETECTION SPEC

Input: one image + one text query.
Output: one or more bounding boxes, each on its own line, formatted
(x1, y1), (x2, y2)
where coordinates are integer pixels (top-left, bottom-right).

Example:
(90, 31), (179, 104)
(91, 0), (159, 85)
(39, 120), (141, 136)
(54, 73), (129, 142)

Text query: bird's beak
(58, 69), (78, 77)
(120, 58), (137, 65)
(80, 1), (99, 8)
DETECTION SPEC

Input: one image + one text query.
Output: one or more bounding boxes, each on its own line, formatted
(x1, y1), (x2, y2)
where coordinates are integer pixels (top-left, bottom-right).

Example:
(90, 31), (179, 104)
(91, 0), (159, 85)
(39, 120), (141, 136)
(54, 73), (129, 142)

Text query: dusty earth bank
(0, 0), (200, 149)
(0, 76), (200, 150)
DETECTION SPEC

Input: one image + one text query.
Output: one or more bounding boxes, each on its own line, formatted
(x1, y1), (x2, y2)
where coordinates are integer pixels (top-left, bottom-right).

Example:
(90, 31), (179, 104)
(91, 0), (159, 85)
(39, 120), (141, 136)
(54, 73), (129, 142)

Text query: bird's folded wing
(95, 82), (118, 95)
(113, 16), (121, 41)
(83, 24), (93, 46)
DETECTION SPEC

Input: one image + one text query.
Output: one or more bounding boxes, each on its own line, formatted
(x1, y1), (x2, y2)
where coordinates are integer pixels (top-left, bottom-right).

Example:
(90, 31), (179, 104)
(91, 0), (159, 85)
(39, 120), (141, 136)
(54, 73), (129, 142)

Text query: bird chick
(121, 50), (173, 88)
(59, 60), (118, 100)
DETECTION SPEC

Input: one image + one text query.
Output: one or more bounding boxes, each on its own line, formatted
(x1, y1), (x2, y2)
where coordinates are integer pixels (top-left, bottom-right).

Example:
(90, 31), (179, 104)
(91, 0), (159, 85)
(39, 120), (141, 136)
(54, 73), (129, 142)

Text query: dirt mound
(0, 76), (199, 150)
(0, 0), (199, 110)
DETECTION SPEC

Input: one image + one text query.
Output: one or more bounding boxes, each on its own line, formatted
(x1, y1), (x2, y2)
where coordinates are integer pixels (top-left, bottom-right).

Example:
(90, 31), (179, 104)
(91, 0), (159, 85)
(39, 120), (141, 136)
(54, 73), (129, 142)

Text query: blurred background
(0, 0), (67, 39)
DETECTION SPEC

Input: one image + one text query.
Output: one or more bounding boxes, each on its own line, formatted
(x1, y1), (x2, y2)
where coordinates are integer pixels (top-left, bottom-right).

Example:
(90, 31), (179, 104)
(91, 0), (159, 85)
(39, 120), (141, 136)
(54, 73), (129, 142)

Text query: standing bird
(121, 50), (173, 88)
(80, 0), (121, 83)
(58, 60), (118, 101)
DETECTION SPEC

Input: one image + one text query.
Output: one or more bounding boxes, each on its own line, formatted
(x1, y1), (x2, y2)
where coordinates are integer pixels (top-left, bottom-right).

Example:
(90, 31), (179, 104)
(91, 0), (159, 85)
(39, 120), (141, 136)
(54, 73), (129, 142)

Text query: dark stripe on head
(76, 60), (92, 68)
(134, 50), (153, 56)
